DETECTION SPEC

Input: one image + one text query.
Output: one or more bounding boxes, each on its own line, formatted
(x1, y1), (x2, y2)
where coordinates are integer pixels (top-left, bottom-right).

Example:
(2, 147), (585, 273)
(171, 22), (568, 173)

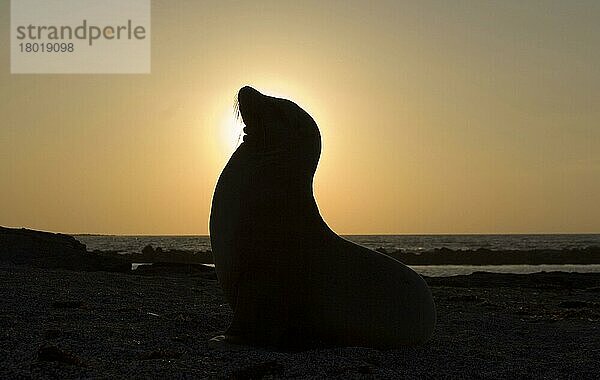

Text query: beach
(1, 263), (598, 379)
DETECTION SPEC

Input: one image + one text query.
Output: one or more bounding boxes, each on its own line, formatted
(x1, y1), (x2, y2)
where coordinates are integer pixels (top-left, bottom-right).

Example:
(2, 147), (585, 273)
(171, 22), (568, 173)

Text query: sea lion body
(210, 87), (435, 349)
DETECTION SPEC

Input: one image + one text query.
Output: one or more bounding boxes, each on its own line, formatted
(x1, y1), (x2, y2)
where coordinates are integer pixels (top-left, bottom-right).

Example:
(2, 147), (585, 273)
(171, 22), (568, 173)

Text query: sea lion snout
(238, 86), (264, 121)
(238, 85), (262, 101)
(238, 86), (265, 142)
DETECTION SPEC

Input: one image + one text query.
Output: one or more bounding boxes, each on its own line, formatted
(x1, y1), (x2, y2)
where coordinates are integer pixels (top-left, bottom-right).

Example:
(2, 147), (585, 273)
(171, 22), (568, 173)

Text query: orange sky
(1, 1), (599, 234)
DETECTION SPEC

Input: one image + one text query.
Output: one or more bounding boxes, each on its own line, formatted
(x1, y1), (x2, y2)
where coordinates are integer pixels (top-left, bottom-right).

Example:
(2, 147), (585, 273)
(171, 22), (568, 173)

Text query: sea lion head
(236, 86), (321, 172)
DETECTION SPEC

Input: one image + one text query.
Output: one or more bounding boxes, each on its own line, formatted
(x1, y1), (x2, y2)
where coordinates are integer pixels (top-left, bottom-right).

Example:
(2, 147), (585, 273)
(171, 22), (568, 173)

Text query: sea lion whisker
(233, 95), (244, 148)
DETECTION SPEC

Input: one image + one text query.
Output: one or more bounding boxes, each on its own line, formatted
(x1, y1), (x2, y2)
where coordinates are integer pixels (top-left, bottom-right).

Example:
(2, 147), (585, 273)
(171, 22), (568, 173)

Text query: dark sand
(1, 264), (598, 379)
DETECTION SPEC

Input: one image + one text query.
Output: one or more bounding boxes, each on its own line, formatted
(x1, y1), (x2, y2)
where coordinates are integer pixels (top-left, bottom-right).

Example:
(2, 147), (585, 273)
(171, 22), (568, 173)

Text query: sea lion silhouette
(210, 86), (435, 350)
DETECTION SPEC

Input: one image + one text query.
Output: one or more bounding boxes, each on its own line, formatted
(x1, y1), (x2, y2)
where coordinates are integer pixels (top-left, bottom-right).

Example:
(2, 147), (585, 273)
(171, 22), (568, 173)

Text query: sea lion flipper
(225, 271), (296, 348)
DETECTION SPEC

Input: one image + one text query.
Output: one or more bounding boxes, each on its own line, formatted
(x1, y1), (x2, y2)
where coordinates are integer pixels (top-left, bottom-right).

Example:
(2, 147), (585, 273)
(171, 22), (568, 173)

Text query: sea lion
(209, 86), (435, 350)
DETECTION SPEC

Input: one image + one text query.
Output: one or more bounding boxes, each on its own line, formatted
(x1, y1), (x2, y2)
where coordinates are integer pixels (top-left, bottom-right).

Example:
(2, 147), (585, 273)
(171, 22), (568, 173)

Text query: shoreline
(3, 227), (600, 275)
(103, 245), (600, 266)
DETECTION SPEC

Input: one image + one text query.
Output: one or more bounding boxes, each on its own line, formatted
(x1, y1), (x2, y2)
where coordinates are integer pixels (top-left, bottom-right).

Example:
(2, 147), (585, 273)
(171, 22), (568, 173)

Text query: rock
(390, 246), (600, 265)
(448, 294), (482, 303)
(135, 247), (214, 265)
(0, 227), (86, 265)
(0, 226), (130, 272)
(141, 245), (155, 255)
(425, 272), (600, 289)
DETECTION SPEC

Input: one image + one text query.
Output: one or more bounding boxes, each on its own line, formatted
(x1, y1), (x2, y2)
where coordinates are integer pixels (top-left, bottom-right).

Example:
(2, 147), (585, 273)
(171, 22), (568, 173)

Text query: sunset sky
(1, 1), (599, 235)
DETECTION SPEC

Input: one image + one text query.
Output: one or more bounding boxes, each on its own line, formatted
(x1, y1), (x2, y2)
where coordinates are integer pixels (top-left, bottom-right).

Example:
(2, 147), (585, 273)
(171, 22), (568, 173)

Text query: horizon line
(3, 226), (600, 237)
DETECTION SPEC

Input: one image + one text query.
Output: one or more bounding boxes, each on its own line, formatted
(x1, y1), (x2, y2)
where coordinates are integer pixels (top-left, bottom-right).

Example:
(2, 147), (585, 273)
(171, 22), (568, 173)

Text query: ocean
(76, 234), (600, 277)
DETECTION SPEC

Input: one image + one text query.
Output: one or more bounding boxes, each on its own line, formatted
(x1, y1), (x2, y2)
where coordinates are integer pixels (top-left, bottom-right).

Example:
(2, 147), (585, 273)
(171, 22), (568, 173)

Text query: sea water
(76, 234), (600, 277)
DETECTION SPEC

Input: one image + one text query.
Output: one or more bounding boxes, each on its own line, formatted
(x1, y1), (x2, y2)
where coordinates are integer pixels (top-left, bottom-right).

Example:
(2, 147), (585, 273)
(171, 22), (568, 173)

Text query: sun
(219, 106), (244, 155)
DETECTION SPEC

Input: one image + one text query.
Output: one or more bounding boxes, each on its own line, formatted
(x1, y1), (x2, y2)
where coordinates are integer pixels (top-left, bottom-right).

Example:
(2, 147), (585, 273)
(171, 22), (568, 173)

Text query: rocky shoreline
(3, 227), (599, 273)
(387, 246), (600, 265)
